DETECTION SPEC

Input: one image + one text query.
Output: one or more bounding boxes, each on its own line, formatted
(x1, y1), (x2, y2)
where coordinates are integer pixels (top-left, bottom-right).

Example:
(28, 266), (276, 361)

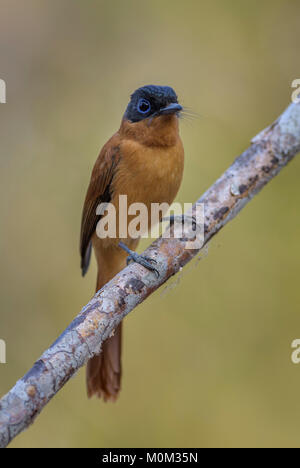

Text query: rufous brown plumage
(80, 85), (184, 401)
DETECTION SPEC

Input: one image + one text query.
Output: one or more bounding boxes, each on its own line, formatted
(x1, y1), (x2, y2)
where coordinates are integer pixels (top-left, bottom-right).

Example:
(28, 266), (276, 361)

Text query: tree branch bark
(1, 101), (300, 448)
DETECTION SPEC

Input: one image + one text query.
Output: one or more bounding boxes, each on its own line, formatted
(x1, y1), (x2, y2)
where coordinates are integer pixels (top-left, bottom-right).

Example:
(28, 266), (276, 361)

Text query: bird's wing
(80, 138), (120, 276)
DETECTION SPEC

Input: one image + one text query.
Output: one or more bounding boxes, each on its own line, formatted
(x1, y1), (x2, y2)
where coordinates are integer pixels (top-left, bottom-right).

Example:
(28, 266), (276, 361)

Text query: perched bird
(80, 85), (184, 401)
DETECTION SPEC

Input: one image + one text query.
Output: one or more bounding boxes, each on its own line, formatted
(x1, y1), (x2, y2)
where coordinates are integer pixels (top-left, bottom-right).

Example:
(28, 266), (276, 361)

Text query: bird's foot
(118, 242), (159, 277)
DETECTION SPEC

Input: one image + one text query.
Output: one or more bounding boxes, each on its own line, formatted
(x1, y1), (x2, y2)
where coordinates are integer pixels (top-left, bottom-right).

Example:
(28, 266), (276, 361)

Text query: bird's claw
(126, 253), (159, 277)
(118, 242), (159, 277)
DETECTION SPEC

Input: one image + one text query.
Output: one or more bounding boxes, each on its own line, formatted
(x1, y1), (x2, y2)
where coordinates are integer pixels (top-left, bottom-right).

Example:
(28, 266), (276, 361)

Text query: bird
(80, 85), (184, 401)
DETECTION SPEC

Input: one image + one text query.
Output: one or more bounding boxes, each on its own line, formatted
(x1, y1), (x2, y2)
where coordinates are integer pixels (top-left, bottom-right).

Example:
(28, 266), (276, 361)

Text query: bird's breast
(112, 138), (184, 212)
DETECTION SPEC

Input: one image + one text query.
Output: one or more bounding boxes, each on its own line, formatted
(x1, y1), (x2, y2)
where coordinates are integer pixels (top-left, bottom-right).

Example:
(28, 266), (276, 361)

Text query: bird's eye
(137, 98), (151, 114)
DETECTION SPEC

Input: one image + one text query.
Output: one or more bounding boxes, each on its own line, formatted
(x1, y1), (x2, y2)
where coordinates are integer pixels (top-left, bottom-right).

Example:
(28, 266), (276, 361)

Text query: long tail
(86, 272), (122, 401)
(86, 323), (122, 401)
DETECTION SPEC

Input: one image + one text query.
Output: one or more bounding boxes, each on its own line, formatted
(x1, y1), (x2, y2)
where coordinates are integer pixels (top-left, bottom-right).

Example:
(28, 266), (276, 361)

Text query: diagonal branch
(1, 101), (300, 448)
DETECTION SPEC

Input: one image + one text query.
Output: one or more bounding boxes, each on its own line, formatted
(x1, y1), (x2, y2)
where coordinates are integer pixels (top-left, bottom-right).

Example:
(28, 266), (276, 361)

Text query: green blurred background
(0, 0), (300, 448)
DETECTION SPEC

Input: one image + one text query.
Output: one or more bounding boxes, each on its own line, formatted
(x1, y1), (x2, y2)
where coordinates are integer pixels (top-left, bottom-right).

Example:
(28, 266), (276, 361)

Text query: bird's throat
(120, 114), (180, 148)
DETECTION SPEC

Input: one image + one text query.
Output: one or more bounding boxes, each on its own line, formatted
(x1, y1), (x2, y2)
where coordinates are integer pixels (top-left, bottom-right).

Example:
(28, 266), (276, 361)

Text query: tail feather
(85, 242), (133, 401)
(86, 323), (122, 401)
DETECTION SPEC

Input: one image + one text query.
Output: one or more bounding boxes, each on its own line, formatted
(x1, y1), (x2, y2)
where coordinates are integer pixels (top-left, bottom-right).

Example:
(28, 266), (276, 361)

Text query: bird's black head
(124, 85), (182, 123)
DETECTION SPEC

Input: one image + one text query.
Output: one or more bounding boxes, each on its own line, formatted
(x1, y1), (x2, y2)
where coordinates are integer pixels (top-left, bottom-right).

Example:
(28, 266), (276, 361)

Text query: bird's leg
(118, 241), (159, 277)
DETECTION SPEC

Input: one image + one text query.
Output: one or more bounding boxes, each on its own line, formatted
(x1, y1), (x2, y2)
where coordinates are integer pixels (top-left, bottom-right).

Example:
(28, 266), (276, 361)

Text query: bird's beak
(158, 103), (183, 115)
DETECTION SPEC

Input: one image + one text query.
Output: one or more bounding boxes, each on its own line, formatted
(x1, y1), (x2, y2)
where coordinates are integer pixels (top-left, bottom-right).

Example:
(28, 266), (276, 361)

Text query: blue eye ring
(137, 98), (151, 114)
